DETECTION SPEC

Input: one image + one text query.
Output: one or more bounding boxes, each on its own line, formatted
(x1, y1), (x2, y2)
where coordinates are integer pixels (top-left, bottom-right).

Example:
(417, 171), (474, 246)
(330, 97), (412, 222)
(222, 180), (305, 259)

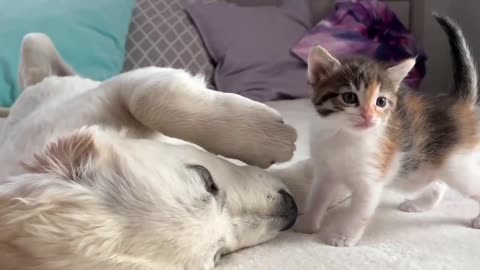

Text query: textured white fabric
(215, 99), (480, 270)
(1, 99), (479, 269)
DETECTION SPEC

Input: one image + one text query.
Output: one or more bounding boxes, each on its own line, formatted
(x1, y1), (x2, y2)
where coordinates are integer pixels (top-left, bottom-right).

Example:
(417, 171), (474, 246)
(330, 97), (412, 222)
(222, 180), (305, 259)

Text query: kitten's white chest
(310, 126), (379, 185)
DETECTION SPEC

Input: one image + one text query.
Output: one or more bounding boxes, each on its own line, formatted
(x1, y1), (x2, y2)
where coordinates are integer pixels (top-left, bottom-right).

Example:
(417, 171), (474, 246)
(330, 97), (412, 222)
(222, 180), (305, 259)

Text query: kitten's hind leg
(399, 181), (447, 213)
(441, 153), (480, 229)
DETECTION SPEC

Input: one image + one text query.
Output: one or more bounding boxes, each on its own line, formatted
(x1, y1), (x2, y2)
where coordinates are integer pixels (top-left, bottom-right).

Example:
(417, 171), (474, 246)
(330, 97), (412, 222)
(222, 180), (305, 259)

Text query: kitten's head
(308, 45), (415, 134)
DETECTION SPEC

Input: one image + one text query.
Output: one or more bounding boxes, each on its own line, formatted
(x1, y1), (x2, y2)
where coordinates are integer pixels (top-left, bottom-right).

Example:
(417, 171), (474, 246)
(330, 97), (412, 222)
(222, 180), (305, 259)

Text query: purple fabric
(185, 0), (312, 102)
(292, 0), (427, 89)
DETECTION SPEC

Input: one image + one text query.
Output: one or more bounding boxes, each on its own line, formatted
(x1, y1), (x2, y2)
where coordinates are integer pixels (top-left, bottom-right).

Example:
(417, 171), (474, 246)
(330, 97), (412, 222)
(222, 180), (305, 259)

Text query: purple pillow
(186, 0), (312, 102)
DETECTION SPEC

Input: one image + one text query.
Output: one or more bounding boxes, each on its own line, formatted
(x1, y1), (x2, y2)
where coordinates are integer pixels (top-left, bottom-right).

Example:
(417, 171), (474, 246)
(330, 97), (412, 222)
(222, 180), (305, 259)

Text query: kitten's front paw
(326, 232), (360, 247)
(325, 223), (364, 247)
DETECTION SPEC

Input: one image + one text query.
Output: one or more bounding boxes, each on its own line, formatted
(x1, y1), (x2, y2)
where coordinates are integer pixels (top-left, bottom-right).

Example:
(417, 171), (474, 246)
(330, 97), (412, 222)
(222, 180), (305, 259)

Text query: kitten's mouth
(354, 121), (375, 129)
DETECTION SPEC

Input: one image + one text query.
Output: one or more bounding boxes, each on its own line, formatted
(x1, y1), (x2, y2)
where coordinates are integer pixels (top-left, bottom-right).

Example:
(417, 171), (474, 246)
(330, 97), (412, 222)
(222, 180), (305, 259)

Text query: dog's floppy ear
(22, 127), (99, 180)
(18, 33), (76, 90)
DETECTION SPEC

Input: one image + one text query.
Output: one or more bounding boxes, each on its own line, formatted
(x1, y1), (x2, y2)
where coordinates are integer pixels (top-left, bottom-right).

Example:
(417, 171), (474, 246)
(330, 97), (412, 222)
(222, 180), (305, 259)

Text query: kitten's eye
(376, 97), (387, 107)
(342, 92), (358, 104)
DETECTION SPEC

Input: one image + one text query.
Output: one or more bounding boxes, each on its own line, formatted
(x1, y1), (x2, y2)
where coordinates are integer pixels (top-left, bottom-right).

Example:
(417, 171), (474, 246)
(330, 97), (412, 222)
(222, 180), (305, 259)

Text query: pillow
(186, 0), (312, 102)
(0, 0), (136, 107)
(123, 0), (223, 80)
(292, 0), (426, 89)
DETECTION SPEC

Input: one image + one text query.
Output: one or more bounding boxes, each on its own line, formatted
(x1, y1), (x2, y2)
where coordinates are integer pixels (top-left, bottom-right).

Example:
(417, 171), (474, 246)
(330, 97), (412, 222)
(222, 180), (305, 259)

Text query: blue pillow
(0, 0), (136, 107)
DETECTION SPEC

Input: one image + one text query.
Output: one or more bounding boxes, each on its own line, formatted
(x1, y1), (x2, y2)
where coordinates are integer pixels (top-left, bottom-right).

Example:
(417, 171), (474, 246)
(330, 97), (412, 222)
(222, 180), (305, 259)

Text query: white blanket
(216, 99), (480, 270)
(2, 99), (479, 269)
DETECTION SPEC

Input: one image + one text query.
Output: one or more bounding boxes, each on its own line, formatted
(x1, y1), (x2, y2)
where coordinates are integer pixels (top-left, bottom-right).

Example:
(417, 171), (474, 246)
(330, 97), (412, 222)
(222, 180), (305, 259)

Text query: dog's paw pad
(243, 120), (297, 168)
(218, 95), (297, 168)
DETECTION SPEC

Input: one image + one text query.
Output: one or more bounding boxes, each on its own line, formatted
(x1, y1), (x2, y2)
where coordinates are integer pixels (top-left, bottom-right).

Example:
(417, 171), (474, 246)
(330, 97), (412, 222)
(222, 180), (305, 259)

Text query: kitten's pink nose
(361, 109), (375, 122)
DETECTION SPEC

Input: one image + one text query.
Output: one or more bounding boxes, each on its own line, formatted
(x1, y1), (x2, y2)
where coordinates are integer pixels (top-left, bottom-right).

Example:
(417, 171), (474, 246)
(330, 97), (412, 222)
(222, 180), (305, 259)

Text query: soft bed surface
(1, 99), (478, 269)
(216, 99), (480, 270)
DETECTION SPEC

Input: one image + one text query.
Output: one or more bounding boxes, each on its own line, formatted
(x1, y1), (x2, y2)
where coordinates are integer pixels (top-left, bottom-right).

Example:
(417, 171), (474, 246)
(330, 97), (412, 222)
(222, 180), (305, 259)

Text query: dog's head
(15, 125), (297, 268)
(8, 34), (299, 269)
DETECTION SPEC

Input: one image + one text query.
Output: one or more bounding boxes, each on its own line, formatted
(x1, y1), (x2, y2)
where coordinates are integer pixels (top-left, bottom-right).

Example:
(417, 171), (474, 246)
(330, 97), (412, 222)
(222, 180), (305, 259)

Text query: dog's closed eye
(187, 164), (219, 195)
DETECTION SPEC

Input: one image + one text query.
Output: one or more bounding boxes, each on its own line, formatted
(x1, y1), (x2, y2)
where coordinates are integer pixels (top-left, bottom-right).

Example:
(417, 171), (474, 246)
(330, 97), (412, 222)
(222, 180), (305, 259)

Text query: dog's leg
(101, 67), (297, 168)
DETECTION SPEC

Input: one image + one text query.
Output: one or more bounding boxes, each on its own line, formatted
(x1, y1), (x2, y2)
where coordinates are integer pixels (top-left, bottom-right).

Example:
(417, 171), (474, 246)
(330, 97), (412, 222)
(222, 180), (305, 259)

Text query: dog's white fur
(0, 34), (302, 270)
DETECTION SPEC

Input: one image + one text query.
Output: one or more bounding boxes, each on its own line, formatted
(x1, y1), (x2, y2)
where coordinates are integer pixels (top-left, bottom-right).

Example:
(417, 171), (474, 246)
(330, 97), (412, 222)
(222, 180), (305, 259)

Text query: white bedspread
(1, 99), (479, 269)
(216, 99), (480, 270)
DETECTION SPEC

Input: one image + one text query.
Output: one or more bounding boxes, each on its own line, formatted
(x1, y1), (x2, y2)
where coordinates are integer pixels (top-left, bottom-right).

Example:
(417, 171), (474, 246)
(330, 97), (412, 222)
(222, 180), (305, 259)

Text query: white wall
(419, 0), (480, 94)
(418, 0), (452, 93)
(449, 1), (480, 77)
(228, 0), (479, 94)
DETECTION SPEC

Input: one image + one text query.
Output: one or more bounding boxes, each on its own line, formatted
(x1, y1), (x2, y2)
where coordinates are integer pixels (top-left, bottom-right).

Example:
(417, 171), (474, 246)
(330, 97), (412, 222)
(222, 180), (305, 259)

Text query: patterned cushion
(123, 0), (222, 79)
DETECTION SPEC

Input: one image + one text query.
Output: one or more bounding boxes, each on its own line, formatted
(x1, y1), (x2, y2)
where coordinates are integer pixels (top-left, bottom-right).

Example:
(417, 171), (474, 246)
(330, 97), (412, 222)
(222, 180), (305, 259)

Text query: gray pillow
(123, 0), (221, 79)
(186, 0), (312, 102)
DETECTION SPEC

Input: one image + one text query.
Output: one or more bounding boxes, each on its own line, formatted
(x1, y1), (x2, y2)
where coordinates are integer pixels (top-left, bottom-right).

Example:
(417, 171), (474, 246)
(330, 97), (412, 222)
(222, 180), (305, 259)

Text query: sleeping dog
(0, 33), (299, 270)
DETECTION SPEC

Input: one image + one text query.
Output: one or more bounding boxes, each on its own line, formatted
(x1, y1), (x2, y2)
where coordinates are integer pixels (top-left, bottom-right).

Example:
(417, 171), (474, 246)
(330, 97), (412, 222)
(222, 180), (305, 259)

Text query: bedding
(218, 99), (480, 270)
(1, 99), (478, 269)
(291, 0), (426, 89)
(123, 0), (223, 81)
(186, 0), (312, 102)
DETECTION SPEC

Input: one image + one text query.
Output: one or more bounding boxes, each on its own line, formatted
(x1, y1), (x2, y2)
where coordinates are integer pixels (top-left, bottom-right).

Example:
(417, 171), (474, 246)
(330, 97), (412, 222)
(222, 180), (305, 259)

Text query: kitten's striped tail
(434, 13), (478, 105)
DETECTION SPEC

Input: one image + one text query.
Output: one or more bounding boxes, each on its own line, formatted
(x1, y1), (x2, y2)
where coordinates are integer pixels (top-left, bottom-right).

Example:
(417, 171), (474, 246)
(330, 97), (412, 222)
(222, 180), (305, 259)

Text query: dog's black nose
(279, 189), (298, 231)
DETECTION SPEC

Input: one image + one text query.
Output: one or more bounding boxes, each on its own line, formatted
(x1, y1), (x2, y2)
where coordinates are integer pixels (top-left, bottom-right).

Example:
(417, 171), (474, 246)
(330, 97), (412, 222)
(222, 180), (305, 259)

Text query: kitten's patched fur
(294, 14), (480, 247)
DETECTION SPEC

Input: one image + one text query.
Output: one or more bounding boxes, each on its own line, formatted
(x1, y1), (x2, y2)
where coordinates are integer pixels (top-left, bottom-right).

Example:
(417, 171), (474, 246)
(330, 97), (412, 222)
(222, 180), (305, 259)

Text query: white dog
(0, 34), (301, 270)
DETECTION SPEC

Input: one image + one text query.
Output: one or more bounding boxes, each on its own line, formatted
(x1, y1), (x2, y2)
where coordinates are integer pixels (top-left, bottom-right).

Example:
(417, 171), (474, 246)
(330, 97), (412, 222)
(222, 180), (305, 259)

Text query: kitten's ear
(386, 58), (416, 88)
(308, 45), (340, 84)
(19, 33), (75, 90)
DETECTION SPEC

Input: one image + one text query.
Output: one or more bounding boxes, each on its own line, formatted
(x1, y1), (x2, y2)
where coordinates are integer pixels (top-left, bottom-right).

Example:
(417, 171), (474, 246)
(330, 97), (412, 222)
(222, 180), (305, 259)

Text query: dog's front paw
(219, 95), (297, 168)
(248, 116), (297, 168)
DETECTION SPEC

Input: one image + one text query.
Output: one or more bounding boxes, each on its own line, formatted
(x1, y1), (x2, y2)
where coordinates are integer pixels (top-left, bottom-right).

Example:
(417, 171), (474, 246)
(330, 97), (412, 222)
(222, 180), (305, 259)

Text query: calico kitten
(294, 14), (480, 247)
